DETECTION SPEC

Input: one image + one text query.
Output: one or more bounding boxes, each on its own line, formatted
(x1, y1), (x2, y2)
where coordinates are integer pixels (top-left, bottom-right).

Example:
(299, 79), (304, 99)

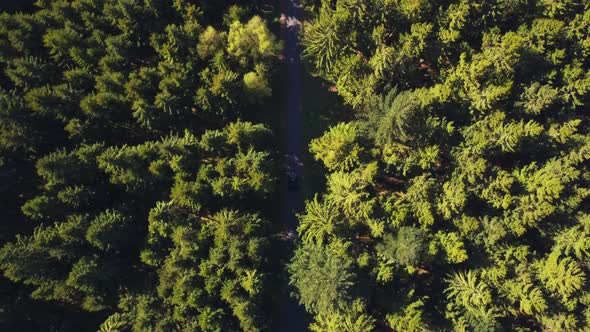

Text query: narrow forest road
(276, 0), (306, 331)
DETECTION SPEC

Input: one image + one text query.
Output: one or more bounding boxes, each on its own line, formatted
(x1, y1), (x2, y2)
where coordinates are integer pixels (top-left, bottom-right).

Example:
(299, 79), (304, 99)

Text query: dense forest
(0, 0), (589, 331)
(0, 0), (281, 331)
(291, 0), (590, 331)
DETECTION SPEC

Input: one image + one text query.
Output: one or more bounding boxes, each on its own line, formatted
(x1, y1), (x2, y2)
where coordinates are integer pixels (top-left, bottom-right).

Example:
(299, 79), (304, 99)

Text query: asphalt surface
(276, 0), (307, 331)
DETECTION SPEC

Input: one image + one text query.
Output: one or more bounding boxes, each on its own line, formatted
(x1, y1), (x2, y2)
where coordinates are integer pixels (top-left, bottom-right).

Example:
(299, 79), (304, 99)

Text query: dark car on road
(282, 154), (302, 192)
(286, 170), (299, 191)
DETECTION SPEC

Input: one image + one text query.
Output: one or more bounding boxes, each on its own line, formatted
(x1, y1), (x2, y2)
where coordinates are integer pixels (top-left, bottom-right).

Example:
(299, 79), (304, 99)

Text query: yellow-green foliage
(293, 0), (590, 330)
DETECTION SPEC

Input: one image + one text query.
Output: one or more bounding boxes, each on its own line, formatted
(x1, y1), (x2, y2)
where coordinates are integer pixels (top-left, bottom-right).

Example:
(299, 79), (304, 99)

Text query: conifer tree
(292, 1), (590, 330)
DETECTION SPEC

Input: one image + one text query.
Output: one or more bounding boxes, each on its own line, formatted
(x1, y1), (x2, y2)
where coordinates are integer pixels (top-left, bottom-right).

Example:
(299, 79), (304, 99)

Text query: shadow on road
(274, 0), (308, 331)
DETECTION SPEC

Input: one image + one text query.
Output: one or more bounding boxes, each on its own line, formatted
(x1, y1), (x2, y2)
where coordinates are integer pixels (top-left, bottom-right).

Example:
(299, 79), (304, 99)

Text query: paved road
(277, 0), (306, 331)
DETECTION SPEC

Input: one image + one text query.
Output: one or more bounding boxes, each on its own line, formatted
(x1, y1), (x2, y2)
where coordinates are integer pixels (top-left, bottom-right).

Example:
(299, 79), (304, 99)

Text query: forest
(0, 0), (589, 331)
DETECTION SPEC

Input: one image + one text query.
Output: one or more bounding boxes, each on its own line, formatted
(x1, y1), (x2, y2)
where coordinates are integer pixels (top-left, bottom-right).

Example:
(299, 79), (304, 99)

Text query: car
(286, 170), (300, 191)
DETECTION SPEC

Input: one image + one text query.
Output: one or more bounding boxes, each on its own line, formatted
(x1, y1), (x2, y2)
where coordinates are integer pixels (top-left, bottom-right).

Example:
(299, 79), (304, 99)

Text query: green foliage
(386, 294), (429, 332)
(516, 82), (559, 115)
(325, 167), (376, 222)
(309, 122), (365, 171)
(446, 271), (492, 309)
(538, 252), (586, 301)
(99, 313), (128, 332)
(86, 210), (132, 251)
(227, 16), (280, 67)
(309, 300), (375, 332)
(0, 2), (280, 327)
(1, 118), (275, 329)
(289, 240), (356, 315)
(436, 232), (469, 264)
(132, 208), (270, 332)
(243, 71), (271, 100)
(197, 26), (225, 60)
(368, 89), (426, 146)
(302, 6), (350, 74)
(2, 0), (590, 331)
(377, 227), (424, 267)
(297, 196), (341, 245)
(293, 1), (590, 330)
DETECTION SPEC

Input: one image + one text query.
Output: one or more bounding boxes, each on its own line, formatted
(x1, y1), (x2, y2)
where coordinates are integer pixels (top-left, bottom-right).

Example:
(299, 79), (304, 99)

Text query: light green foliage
(538, 252), (586, 301)
(298, 196), (341, 245)
(396, 0), (431, 21)
(243, 71), (271, 99)
(297, 165), (377, 245)
(439, 1), (471, 43)
(309, 122), (365, 171)
(294, 1), (590, 330)
(461, 111), (544, 154)
(405, 175), (438, 227)
(446, 271), (492, 308)
(197, 26), (225, 59)
(386, 296), (429, 332)
(436, 232), (469, 264)
(43, 27), (83, 65)
(309, 300), (375, 332)
(553, 214), (590, 260)
(86, 210), (132, 251)
(462, 33), (523, 110)
(99, 313), (128, 332)
(561, 62), (590, 108)
(227, 16), (280, 67)
(325, 168), (375, 222)
(368, 89), (425, 146)
(302, 6), (350, 74)
(516, 82), (559, 115)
